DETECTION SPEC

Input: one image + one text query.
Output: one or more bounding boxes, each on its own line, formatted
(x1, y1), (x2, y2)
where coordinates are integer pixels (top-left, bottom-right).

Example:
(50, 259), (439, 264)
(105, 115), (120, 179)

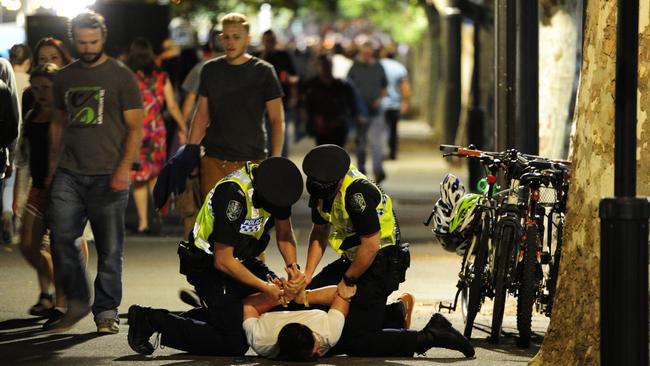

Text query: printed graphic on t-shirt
(65, 87), (105, 127)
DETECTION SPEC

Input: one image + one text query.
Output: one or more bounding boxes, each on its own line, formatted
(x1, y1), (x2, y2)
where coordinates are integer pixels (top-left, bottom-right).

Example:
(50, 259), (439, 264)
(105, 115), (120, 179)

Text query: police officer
(301, 145), (474, 357)
(127, 157), (305, 356)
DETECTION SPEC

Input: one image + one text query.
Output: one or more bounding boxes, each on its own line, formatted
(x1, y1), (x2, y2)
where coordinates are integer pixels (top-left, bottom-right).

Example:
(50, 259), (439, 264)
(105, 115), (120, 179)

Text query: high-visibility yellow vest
(193, 164), (271, 255)
(315, 166), (397, 260)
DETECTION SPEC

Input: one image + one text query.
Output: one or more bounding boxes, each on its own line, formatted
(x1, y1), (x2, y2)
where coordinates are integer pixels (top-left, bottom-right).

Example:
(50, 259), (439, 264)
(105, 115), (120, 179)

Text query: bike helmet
(433, 193), (481, 255)
(440, 173), (466, 209)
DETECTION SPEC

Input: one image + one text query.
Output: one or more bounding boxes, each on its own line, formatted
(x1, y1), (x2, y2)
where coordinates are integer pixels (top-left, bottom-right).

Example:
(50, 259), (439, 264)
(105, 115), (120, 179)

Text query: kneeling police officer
(128, 157), (304, 356)
(301, 145), (474, 357)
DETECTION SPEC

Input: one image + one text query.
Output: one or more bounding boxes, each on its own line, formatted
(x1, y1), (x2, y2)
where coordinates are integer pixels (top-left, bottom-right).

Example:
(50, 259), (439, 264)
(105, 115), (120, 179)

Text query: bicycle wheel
(516, 224), (538, 348)
(490, 223), (517, 344)
(463, 217), (490, 339)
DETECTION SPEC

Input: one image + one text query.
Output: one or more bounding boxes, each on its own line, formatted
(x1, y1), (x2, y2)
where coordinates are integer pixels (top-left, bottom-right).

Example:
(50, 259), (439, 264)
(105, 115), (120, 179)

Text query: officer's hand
(285, 264), (306, 293)
(262, 282), (284, 302)
(337, 280), (357, 302)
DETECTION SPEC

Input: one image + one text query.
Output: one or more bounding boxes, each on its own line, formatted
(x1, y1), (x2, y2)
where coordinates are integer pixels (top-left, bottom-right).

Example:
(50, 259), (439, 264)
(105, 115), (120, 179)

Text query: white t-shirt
(243, 309), (345, 358)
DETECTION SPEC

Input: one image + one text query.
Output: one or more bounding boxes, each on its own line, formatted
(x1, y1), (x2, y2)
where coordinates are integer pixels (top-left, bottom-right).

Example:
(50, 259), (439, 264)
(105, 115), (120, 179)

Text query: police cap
(302, 144), (350, 183)
(254, 157), (304, 207)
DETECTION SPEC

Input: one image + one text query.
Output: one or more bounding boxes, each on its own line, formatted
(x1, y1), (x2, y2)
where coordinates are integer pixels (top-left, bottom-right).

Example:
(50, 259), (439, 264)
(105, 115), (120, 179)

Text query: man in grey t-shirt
(186, 13), (285, 200)
(45, 11), (143, 334)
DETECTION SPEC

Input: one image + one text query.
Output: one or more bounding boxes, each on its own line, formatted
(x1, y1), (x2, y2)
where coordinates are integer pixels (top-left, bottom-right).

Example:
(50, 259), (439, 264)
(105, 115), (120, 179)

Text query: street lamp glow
(53, 0), (96, 18)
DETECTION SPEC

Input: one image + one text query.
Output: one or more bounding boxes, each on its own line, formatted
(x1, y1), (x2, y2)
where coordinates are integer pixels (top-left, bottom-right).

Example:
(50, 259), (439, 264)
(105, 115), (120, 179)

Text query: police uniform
(303, 145), (415, 356)
(154, 158), (303, 356)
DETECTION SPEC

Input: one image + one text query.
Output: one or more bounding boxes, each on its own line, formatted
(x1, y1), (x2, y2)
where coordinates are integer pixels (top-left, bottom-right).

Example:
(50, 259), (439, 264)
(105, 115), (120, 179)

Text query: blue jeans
(48, 169), (129, 321)
(355, 113), (386, 177)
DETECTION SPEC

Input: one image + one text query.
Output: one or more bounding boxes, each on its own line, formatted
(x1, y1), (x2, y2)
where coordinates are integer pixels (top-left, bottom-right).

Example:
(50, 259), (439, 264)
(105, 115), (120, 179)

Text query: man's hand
(12, 200), (21, 218)
(110, 165), (130, 191)
(337, 279), (357, 302)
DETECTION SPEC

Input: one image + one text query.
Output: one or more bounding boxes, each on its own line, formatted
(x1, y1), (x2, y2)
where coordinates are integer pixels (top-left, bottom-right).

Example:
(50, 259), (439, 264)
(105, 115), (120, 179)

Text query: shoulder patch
(226, 200), (243, 221)
(350, 193), (367, 213)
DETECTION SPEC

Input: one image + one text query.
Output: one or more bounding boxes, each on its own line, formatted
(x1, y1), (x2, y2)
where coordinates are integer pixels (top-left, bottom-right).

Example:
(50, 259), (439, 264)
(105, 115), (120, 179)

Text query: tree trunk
(531, 1), (649, 364)
(538, 0), (582, 160)
(418, 0), (442, 134)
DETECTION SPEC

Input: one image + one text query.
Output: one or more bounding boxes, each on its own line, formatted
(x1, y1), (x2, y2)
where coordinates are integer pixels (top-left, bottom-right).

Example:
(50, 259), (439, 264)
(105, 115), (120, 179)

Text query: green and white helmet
(433, 193), (480, 255)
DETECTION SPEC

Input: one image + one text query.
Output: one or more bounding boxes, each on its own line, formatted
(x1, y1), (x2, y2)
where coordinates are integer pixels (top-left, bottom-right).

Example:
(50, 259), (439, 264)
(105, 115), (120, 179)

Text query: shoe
(96, 318), (120, 334)
(179, 289), (202, 308)
(43, 300), (90, 333)
(375, 171), (386, 184)
(29, 293), (54, 316)
(417, 313), (475, 357)
(397, 293), (414, 329)
(1, 211), (13, 244)
(42, 308), (65, 329)
(127, 305), (155, 355)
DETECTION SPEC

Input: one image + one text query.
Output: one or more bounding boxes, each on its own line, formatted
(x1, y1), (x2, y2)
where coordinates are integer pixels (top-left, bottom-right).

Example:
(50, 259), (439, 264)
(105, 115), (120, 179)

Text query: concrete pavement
(0, 120), (548, 365)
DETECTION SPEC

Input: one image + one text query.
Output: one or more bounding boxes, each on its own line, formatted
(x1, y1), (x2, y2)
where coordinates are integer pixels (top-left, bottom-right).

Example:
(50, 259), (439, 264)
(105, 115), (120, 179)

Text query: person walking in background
(380, 43), (411, 160)
(8, 44), (31, 103)
(126, 38), (187, 234)
(45, 10), (143, 334)
(0, 58), (20, 245)
(303, 54), (358, 147)
(12, 63), (62, 317)
(186, 12), (285, 200)
(22, 38), (74, 115)
(347, 41), (388, 184)
(2, 44), (32, 245)
(260, 29), (297, 157)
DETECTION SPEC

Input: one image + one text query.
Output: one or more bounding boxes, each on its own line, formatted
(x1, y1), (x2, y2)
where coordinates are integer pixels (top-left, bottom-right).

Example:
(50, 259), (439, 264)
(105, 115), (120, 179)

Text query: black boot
(127, 305), (156, 355)
(416, 313), (475, 357)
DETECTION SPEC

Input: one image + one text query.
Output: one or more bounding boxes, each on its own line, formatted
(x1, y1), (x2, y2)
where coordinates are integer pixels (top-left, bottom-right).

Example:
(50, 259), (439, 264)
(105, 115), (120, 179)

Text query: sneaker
(96, 318), (120, 334)
(397, 293), (414, 329)
(43, 299), (90, 333)
(127, 305), (155, 355)
(417, 313), (475, 357)
(29, 293), (54, 317)
(42, 308), (65, 329)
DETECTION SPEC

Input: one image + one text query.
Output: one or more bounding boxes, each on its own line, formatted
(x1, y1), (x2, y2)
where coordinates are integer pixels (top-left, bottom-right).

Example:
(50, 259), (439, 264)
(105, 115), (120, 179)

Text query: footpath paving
(0, 120), (548, 365)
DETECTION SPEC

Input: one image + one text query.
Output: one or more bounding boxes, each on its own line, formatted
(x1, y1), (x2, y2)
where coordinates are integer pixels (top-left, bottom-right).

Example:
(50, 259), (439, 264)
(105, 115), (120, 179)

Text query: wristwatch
(342, 274), (358, 287)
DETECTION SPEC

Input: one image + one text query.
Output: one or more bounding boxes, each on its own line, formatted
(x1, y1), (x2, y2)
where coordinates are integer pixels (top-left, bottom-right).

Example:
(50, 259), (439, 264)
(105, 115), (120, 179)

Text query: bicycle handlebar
(440, 144), (571, 170)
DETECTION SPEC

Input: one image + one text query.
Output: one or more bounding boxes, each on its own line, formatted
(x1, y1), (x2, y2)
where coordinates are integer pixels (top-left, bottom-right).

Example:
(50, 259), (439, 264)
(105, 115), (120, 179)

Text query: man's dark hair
(69, 10), (108, 41)
(9, 44), (32, 67)
(276, 323), (316, 362)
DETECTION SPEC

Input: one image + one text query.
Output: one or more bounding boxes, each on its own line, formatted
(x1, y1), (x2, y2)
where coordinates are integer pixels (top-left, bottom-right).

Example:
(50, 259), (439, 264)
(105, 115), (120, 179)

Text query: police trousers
(159, 250), (274, 356)
(308, 246), (419, 356)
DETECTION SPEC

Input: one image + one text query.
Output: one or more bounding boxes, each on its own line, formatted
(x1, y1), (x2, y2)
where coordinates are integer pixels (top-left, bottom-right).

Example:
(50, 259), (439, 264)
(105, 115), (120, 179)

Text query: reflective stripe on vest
(317, 166), (397, 260)
(192, 164), (271, 255)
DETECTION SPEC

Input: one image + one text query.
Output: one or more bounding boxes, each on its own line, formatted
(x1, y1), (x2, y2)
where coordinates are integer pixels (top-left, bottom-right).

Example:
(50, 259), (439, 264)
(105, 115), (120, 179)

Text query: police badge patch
(350, 193), (366, 213)
(226, 200), (243, 221)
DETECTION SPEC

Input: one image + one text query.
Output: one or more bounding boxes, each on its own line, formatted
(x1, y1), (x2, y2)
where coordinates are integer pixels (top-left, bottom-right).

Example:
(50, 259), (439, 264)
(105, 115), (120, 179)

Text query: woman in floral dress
(127, 38), (187, 233)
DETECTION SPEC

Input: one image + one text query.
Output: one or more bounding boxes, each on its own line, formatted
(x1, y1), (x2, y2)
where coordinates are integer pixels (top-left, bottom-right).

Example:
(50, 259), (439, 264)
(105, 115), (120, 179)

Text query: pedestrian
(126, 37), (187, 234)
(12, 63), (61, 317)
(129, 157), (304, 356)
(45, 10), (143, 334)
(22, 37), (74, 115)
(260, 29), (297, 157)
(0, 58), (20, 244)
(303, 54), (358, 147)
(2, 44), (31, 244)
(299, 144), (474, 357)
(347, 41), (388, 183)
(186, 12), (286, 200)
(380, 43), (411, 160)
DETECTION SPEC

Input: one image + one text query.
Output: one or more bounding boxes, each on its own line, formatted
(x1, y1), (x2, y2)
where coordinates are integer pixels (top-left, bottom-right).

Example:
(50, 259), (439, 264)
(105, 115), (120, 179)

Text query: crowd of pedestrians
(0, 9), (458, 362)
